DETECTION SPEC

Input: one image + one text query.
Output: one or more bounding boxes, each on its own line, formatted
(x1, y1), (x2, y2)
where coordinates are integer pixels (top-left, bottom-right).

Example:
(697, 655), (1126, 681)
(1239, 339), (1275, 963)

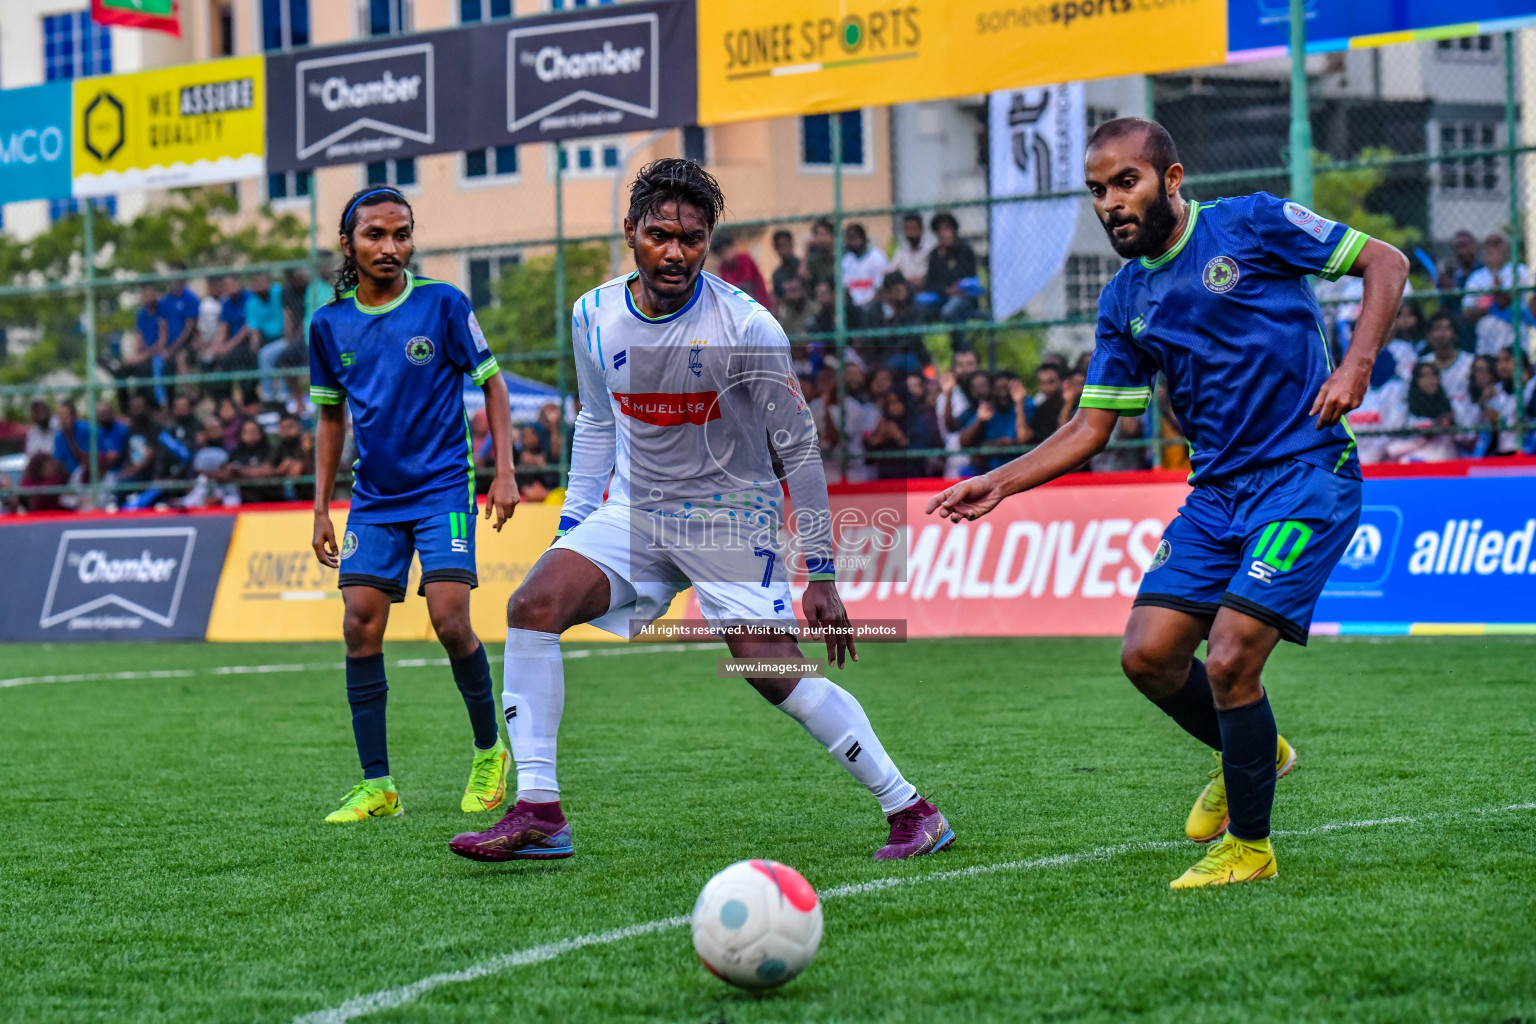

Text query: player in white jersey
(450, 159), (953, 862)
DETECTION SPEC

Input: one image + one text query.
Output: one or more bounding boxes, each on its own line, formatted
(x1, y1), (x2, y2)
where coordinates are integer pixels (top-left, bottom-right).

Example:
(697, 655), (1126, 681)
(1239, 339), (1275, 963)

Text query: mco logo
(507, 13), (658, 134)
(39, 527), (197, 630)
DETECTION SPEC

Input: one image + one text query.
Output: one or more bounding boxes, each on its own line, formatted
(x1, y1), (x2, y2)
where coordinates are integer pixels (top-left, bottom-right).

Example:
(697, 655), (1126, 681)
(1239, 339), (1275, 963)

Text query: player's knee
(507, 585), (560, 633)
(431, 612), (476, 657)
(1119, 639), (1183, 694)
(1204, 642), (1259, 692)
(342, 608), (384, 653)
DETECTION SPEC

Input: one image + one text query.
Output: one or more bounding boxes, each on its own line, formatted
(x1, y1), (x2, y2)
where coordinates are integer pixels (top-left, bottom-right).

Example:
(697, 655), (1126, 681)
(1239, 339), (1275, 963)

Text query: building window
(558, 139), (622, 177)
(268, 170), (313, 202)
(464, 145), (519, 181)
(262, 0), (310, 51)
(460, 0), (512, 20)
(801, 111), (867, 169)
(1439, 121), (1499, 193)
(467, 253), (521, 309)
(43, 12), (112, 81)
(1087, 107), (1119, 131)
(682, 126), (709, 164)
(1064, 254), (1120, 318)
(364, 0), (412, 36)
(49, 196), (118, 224)
(365, 157), (417, 188)
(1436, 34), (1496, 59)
(213, 1), (235, 55)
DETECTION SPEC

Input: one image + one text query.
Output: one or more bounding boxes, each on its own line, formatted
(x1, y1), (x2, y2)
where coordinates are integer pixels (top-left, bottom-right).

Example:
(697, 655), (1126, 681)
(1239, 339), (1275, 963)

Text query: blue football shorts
(1134, 459), (1362, 645)
(337, 510), (478, 603)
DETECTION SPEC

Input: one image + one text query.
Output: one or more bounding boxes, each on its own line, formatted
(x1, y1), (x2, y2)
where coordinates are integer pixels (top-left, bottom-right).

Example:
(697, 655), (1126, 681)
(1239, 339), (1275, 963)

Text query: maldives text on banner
(697, 0), (1226, 125)
(72, 55), (264, 197)
(205, 505), (645, 643)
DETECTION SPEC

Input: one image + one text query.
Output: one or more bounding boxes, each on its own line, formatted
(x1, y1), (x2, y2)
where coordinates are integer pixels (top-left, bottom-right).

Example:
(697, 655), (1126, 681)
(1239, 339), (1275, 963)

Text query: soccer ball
(690, 859), (823, 989)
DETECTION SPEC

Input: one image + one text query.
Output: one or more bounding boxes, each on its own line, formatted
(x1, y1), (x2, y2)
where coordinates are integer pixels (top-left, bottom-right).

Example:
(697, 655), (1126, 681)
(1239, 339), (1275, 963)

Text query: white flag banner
(989, 83), (1085, 321)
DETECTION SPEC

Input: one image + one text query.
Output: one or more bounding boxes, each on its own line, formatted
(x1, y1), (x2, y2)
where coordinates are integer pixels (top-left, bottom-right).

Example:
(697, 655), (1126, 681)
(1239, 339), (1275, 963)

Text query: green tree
(1312, 147), (1422, 254)
(1, 188), (310, 387)
(474, 243), (609, 385)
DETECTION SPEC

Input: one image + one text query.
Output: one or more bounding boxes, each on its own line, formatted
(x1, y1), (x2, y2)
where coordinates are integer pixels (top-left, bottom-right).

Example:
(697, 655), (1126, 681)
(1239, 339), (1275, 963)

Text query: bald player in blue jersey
(927, 119), (1409, 888)
(309, 187), (520, 824)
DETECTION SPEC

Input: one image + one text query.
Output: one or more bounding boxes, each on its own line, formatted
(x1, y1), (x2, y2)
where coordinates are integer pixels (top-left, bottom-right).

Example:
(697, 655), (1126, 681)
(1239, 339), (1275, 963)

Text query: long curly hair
(331, 187), (413, 304)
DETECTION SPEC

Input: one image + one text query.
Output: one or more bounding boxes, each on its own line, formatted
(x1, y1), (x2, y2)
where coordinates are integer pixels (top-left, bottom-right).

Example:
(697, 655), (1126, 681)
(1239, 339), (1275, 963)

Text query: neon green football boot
(1170, 834), (1278, 889)
(1185, 735), (1297, 843)
(461, 737), (509, 813)
(325, 778), (402, 823)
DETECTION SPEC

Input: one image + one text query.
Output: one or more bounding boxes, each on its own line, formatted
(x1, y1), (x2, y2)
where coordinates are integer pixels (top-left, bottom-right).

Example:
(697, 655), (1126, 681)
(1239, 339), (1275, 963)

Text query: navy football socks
(1217, 691), (1279, 841)
(345, 654), (390, 780)
(451, 643), (500, 750)
(1152, 658), (1223, 750)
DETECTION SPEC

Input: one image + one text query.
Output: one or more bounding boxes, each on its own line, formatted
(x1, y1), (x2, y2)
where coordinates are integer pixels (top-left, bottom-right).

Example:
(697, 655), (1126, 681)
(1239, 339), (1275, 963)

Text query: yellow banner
(698, 0), (1226, 125)
(72, 55), (265, 197)
(206, 505), (641, 644)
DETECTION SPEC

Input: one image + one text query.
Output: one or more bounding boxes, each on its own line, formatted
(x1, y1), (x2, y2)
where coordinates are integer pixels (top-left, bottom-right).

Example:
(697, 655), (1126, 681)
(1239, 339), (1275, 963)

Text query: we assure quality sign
(72, 55), (266, 196)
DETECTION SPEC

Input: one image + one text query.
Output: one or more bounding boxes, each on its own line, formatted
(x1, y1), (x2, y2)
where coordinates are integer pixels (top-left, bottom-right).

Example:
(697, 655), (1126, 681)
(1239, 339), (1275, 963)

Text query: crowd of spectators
(5, 223), (1535, 511)
(1348, 230), (1536, 464)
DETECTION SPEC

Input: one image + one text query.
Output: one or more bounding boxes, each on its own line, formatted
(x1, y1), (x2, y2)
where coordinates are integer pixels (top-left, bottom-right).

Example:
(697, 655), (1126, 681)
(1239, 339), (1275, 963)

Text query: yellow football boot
(324, 778), (402, 823)
(1185, 735), (1297, 843)
(1170, 834), (1277, 889)
(461, 737), (510, 813)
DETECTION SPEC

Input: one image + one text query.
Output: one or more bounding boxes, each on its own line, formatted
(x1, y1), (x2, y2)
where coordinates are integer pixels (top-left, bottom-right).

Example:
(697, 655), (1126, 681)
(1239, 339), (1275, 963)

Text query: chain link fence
(1, 33), (1532, 512)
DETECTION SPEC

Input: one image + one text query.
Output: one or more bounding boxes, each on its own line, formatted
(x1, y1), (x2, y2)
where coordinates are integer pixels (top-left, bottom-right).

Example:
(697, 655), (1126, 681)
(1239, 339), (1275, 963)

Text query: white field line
(292, 801), (1536, 1024)
(0, 643), (727, 690)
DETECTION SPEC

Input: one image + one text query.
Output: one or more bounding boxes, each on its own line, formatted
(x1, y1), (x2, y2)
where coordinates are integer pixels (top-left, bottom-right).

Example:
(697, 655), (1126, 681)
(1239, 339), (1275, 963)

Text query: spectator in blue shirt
(205, 276), (254, 399)
(106, 286), (169, 407)
(52, 400), (128, 480)
(245, 271), (292, 403)
(161, 271), (200, 373)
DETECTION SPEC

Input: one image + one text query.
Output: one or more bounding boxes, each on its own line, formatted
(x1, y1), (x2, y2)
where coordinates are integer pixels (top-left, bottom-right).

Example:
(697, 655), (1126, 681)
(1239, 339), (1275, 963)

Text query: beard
(1101, 177), (1179, 260)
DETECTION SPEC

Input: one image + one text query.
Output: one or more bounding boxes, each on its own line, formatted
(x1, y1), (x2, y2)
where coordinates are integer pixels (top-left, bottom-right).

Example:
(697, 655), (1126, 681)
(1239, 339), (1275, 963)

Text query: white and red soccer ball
(690, 859), (823, 989)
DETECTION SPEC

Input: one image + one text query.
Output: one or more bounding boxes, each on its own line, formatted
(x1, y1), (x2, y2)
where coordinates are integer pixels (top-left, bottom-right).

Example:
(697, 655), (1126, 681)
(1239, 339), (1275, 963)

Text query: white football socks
(775, 676), (919, 815)
(503, 627), (564, 804)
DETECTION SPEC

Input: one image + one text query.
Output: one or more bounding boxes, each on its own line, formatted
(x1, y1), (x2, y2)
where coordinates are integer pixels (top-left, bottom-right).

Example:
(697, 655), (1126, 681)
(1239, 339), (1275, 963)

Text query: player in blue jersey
(309, 187), (520, 823)
(926, 119), (1409, 887)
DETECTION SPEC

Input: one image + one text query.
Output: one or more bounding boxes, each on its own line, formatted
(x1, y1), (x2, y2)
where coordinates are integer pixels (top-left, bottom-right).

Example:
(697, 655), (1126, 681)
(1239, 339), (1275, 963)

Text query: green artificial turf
(2, 637), (1533, 1023)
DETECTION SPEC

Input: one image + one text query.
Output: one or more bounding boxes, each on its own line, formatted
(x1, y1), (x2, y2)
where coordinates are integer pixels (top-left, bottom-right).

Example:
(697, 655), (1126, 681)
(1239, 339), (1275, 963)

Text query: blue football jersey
(309, 272), (500, 523)
(1082, 192), (1371, 483)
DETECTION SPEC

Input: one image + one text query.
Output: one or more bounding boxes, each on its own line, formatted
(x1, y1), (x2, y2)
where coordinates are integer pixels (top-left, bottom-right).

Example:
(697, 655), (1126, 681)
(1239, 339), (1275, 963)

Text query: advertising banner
(1314, 475), (1536, 634)
(467, 0), (697, 147)
(265, 28), (471, 173)
(698, 0), (1226, 125)
(988, 83), (1084, 321)
(205, 505), (649, 643)
(768, 483), (1189, 638)
(0, 82), (73, 204)
(0, 513), (233, 641)
(71, 55), (264, 196)
(1228, 0), (1536, 59)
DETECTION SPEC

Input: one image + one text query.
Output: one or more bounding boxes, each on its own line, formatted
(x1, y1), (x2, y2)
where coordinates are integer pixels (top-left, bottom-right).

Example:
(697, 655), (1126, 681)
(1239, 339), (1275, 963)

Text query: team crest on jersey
(1202, 256), (1239, 294)
(689, 342), (705, 378)
(405, 336), (435, 365)
(1147, 539), (1172, 572)
(340, 531), (359, 559)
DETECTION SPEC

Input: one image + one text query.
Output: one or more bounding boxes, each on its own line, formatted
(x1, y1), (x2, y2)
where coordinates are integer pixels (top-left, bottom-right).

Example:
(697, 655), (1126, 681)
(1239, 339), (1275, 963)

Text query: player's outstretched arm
(925, 406), (1119, 523)
(479, 371), (519, 531)
(312, 403), (346, 568)
(1311, 237), (1410, 429)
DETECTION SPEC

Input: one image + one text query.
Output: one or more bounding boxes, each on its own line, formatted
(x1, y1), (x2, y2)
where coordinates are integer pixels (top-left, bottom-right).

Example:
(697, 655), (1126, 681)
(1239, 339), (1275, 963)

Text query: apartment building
(0, 0), (896, 298)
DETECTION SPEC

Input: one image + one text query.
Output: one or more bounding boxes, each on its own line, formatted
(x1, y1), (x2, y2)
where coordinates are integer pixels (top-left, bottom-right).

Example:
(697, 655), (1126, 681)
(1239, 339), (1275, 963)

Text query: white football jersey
(562, 271), (834, 574)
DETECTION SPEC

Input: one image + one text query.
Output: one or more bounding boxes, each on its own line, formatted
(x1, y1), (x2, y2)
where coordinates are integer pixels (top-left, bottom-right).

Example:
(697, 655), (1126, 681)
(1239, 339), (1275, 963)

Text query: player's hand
(925, 474), (1006, 523)
(801, 579), (857, 669)
(976, 401), (994, 422)
(485, 473), (519, 532)
(313, 512), (339, 568)
(939, 371), (955, 394)
(1309, 360), (1371, 429)
(1008, 379), (1027, 405)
